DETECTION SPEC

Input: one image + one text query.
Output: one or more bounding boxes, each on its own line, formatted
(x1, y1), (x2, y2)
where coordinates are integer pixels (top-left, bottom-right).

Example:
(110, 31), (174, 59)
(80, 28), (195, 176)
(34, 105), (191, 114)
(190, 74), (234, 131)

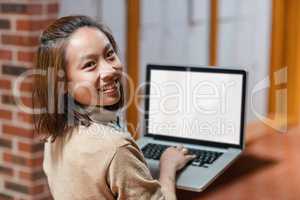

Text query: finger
(181, 148), (188, 155)
(185, 154), (197, 160)
(169, 146), (177, 150)
(181, 155), (196, 167)
(176, 144), (184, 150)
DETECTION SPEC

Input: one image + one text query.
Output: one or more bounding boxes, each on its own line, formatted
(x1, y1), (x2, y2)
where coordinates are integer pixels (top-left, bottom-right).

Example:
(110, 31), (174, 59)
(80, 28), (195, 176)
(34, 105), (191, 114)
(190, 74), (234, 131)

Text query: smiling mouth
(98, 80), (120, 94)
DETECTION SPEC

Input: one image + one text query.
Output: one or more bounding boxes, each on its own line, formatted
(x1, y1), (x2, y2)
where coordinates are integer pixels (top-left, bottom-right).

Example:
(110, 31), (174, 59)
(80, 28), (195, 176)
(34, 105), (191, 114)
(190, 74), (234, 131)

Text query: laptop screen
(146, 66), (245, 146)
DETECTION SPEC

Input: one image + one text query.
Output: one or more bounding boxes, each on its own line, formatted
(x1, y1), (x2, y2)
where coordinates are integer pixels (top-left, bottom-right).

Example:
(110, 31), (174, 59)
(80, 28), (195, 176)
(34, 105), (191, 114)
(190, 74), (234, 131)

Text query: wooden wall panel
(126, 0), (140, 138)
(269, 0), (300, 125)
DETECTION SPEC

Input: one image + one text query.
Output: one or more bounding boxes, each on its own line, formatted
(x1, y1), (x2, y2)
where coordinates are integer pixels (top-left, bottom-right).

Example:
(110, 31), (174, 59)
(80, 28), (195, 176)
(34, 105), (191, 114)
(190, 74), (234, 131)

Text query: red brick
(3, 152), (27, 166)
(1, 94), (33, 108)
(30, 184), (44, 194)
(11, 183), (45, 195)
(19, 171), (31, 181)
(4, 181), (45, 196)
(38, 196), (55, 200)
(2, 34), (39, 47)
(20, 96), (33, 108)
(2, 64), (28, 76)
(20, 81), (33, 92)
(26, 4), (43, 15)
(4, 181), (44, 195)
(16, 18), (56, 31)
(18, 142), (32, 152)
(0, 165), (14, 176)
(0, 19), (10, 29)
(47, 3), (59, 14)
(0, 2), (56, 200)
(0, 49), (12, 60)
(0, 192), (13, 200)
(19, 170), (45, 181)
(17, 51), (36, 62)
(0, 3), (43, 15)
(18, 141), (44, 153)
(17, 112), (33, 124)
(0, 109), (12, 120)
(0, 137), (12, 150)
(1, 94), (15, 105)
(27, 156), (43, 167)
(17, 19), (46, 31)
(3, 152), (43, 167)
(4, 181), (29, 194)
(3, 124), (34, 138)
(0, 79), (11, 90)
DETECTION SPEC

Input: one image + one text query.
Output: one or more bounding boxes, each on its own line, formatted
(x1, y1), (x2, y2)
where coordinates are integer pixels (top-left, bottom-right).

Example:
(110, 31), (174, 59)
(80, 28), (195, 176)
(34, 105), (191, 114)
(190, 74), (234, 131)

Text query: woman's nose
(99, 62), (122, 81)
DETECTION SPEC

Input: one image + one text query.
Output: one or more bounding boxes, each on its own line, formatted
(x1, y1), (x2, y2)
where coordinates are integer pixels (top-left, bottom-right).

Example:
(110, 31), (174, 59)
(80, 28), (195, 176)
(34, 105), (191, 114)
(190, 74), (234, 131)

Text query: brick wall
(0, 1), (58, 199)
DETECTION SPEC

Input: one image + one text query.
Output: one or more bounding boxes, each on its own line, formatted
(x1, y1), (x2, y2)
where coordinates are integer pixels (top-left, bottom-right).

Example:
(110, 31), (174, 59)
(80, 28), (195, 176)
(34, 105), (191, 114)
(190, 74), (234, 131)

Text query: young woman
(33, 15), (195, 200)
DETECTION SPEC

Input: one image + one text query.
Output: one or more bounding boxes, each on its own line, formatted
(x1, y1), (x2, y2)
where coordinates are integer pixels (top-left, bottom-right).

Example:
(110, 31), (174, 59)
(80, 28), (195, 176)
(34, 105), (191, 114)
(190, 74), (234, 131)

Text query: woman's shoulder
(44, 122), (138, 167)
(43, 123), (141, 186)
(68, 122), (135, 154)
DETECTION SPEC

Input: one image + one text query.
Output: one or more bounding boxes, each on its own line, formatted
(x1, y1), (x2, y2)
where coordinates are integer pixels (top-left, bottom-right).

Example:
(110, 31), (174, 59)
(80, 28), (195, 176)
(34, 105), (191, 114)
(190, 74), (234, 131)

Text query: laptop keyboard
(141, 143), (223, 168)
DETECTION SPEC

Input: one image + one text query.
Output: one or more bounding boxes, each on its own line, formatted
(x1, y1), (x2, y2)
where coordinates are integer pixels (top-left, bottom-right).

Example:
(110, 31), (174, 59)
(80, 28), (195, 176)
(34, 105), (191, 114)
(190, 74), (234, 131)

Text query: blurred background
(0, 0), (299, 199)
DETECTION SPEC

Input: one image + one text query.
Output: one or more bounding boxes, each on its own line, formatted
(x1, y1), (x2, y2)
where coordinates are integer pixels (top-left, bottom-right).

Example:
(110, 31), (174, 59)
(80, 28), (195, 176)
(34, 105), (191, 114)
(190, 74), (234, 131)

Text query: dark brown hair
(33, 15), (124, 142)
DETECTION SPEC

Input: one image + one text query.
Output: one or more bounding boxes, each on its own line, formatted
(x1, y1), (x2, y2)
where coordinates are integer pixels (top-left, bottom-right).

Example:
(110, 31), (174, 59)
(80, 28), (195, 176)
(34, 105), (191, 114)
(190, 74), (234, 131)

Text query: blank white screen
(148, 70), (243, 145)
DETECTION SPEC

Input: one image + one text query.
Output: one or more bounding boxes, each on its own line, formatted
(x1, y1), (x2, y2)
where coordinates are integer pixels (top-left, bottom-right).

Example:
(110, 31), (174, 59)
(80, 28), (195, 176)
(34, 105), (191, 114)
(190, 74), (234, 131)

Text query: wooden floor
(176, 122), (300, 200)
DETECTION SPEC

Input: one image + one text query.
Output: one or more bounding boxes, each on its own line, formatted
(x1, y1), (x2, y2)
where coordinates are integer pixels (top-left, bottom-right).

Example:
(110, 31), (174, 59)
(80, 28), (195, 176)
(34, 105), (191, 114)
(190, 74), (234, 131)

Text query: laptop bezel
(143, 64), (247, 150)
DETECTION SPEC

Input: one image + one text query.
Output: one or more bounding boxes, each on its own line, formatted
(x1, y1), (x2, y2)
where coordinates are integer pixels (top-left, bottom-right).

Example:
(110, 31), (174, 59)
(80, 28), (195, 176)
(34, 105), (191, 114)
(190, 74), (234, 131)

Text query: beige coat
(43, 122), (170, 200)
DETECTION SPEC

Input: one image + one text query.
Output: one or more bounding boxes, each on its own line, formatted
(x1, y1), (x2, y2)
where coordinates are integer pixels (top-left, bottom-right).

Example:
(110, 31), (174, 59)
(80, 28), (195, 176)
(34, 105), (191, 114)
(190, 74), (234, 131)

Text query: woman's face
(65, 27), (123, 106)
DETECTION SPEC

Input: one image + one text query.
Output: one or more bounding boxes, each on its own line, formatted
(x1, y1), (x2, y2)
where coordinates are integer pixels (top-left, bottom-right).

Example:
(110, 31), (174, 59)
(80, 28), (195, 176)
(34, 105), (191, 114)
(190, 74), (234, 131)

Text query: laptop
(136, 64), (247, 192)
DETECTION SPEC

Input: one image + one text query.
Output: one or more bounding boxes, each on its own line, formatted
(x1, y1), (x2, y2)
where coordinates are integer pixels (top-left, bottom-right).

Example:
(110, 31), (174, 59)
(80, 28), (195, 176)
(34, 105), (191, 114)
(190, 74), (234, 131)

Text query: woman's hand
(158, 145), (196, 199)
(160, 145), (196, 173)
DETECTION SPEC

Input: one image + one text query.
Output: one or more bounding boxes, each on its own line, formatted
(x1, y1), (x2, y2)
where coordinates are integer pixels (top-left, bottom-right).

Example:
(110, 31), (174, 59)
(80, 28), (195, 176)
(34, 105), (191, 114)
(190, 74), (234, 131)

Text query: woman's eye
(83, 61), (96, 69)
(106, 50), (115, 60)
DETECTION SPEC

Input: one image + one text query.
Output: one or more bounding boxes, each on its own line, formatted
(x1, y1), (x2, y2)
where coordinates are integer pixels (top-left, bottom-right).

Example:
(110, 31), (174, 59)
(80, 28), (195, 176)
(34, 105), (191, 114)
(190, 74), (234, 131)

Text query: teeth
(101, 81), (119, 91)
(104, 84), (114, 90)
